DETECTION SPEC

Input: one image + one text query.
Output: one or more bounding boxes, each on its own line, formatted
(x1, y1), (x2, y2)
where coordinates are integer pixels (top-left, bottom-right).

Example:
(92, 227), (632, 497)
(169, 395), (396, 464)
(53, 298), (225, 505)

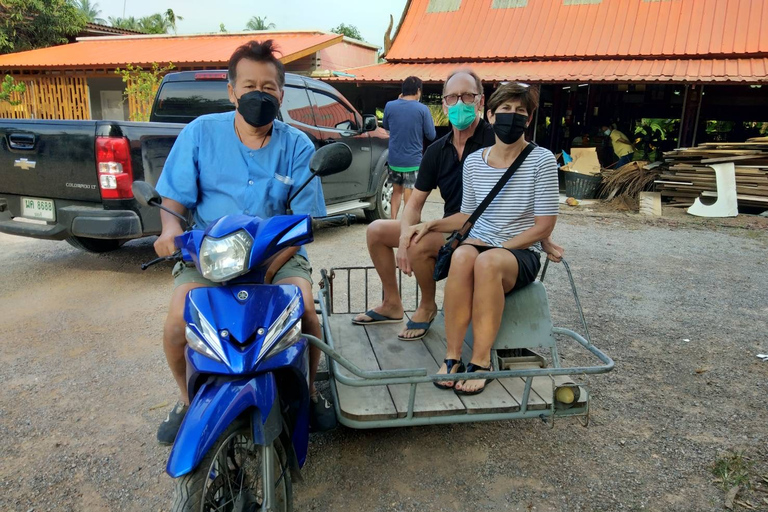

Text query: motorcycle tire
(170, 418), (293, 512)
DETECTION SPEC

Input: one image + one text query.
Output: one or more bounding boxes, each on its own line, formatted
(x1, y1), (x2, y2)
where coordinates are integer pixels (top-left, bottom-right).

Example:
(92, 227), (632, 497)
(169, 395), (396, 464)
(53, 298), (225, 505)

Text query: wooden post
(679, 84), (702, 148)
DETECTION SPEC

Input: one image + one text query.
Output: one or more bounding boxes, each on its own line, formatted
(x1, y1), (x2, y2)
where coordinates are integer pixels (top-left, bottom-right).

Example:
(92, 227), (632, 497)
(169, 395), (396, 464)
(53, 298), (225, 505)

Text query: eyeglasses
(442, 93), (481, 106)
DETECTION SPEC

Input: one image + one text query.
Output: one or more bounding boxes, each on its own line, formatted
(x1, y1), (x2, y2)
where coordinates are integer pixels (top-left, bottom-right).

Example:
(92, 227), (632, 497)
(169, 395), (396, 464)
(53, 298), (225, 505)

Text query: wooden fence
(0, 76), (91, 120)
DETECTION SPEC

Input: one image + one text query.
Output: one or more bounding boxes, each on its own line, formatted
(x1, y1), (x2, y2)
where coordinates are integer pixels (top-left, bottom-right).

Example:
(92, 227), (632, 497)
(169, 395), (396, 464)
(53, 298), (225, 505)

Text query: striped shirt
(461, 145), (559, 251)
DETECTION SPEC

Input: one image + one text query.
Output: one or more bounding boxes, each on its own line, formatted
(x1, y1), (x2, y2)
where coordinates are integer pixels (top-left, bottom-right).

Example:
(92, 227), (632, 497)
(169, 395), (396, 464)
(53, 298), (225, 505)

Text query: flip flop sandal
(454, 363), (494, 396)
(397, 317), (435, 341)
(351, 309), (404, 325)
(433, 358), (465, 390)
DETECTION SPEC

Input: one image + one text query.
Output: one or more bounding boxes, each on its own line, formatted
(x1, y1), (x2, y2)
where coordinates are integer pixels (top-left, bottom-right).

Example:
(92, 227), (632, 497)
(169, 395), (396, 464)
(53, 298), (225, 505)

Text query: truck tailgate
(0, 120), (101, 202)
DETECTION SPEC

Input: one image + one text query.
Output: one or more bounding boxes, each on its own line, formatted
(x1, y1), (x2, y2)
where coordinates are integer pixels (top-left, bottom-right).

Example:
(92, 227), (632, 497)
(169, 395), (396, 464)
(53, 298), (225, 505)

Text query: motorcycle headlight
(185, 325), (222, 362)
(269, 320), (303, 358)
(259, 296), (302, 360)
(199, 230), (253, 282)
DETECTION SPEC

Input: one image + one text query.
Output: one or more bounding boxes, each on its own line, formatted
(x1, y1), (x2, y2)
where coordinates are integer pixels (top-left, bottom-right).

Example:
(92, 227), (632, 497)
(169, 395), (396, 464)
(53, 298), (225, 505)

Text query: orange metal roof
(387, 0), (768, 61)
(0, 32), (343, 70)
(332, 58), (768, 84)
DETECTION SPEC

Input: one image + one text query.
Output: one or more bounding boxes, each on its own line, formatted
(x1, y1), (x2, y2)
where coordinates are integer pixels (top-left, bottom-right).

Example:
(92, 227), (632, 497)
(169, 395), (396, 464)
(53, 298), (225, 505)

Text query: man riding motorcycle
(153, 39), (336, 445)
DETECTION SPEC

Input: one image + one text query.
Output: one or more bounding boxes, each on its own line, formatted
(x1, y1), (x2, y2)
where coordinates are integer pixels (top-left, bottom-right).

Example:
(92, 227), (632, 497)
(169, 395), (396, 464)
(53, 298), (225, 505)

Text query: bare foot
(398, 304), (438, 339)
(435, 358), (464, 389)
(352, 302), (404, 324)
(455, 363), (492, 393)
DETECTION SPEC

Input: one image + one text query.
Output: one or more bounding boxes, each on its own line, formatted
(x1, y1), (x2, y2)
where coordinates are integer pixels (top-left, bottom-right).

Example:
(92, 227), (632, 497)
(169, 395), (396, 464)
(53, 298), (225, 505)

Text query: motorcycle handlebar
(312, 214), (355, 229)
(141, 251), (182, 271)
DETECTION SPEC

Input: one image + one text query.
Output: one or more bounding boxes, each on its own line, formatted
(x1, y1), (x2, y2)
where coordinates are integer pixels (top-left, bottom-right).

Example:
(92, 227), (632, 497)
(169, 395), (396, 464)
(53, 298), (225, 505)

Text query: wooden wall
(0, 76), (91, 120)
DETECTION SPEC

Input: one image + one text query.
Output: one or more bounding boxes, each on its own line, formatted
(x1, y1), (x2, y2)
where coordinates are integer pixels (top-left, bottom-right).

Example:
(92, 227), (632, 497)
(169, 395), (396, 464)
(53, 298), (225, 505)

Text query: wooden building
(329, 0), (768, 151)
(0, 31), (378, 121)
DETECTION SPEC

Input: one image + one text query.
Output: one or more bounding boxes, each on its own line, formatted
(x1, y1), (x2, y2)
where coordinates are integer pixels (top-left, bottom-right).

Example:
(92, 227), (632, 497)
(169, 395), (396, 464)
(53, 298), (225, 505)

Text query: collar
(441, 117), (490, 149)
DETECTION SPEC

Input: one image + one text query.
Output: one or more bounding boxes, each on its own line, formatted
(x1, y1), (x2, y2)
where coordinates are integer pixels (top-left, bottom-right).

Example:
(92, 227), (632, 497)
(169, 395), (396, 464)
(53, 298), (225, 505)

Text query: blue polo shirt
(156, 112), (326, 259)
(382, 98), (436, 169)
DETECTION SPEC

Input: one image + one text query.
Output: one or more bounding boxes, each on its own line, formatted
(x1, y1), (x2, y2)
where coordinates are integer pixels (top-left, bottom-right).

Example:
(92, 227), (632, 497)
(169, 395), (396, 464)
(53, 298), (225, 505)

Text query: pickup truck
(0, 71), (391, 252)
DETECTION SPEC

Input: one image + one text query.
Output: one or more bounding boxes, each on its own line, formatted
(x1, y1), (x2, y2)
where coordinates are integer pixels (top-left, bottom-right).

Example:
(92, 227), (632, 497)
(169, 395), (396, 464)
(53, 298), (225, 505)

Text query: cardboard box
(563, 147), (601, 176)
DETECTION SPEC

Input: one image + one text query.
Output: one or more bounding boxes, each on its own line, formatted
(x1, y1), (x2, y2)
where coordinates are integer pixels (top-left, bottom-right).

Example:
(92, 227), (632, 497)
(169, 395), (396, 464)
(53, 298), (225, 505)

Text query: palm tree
(108, 16), (141, 31)
(245, 16), (276, 31)
(164, 9), (183, 34)
(72, 0), (107, 24)
(138, 13), (169, 34)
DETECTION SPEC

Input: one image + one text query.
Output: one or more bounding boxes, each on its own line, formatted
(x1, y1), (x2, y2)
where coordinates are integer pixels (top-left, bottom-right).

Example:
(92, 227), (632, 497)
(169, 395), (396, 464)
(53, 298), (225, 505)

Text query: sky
(93, 0), (410, 49)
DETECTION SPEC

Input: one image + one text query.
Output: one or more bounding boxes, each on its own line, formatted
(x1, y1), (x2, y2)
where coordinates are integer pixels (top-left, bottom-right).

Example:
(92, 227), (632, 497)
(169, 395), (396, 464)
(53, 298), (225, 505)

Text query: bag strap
(458, 143), (535, 237)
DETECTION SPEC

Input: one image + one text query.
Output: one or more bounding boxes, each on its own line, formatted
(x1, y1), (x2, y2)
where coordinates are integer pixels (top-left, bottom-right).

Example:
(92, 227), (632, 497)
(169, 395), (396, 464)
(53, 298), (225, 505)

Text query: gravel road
(1, 201), (766, 512)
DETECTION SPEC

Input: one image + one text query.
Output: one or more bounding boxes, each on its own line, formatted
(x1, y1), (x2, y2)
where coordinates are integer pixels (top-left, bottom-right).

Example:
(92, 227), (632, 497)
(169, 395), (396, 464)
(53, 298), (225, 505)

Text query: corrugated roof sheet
(332, 58), (768, 83)
(386, 0), (768, 61)
(0, 32), (342, 69)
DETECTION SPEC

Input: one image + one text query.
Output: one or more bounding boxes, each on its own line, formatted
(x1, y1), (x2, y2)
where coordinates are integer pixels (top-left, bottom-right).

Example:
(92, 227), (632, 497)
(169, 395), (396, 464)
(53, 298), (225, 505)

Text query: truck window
(154, 81), (233, 121)
(309, 90), (360, 132)
(280, 86), (317, 129)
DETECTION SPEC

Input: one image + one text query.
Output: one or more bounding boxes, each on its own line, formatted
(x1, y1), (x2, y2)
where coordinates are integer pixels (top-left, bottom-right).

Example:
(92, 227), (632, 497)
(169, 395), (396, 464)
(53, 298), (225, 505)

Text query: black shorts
(387, 167), (418, 188)
(467, 245), (542, 291)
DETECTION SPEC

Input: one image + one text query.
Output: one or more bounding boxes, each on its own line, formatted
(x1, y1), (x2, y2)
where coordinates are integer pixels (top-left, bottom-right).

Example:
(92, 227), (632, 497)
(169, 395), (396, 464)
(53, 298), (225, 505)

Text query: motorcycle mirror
(286, 143), (353, 214)
(309, 142), (353, 177)
(132, 181), (162, 207)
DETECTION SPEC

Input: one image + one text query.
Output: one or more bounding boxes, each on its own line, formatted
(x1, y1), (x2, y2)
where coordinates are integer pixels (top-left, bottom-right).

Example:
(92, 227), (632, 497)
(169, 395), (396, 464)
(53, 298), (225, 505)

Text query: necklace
(235, 121), (270, 149)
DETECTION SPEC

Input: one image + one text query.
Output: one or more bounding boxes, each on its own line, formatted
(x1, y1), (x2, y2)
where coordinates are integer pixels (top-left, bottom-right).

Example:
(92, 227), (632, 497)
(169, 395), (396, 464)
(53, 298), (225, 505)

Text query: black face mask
(493, 112), (529, 144)
(237, 90), (279, 128)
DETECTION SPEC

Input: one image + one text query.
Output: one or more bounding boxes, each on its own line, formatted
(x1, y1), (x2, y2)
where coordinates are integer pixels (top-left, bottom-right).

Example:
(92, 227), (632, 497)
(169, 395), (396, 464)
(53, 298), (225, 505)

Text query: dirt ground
(1, 200), (767, 512)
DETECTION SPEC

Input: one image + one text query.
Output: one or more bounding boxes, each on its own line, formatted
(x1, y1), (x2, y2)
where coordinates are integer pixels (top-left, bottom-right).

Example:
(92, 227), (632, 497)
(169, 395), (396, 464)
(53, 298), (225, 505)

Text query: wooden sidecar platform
(312, 265), (614, 429)
(329, 313), (585, 421)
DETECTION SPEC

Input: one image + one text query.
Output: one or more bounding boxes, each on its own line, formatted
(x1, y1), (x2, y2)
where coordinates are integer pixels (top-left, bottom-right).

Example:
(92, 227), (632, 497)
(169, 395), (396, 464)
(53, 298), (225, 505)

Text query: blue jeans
(615, 154), (633, 169)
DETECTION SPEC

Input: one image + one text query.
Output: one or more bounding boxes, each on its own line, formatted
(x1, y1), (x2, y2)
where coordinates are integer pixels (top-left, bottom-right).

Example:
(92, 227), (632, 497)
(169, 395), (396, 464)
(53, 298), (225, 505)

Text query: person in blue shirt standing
(383, 76), (436, 219)
(152, 40), (336, 444)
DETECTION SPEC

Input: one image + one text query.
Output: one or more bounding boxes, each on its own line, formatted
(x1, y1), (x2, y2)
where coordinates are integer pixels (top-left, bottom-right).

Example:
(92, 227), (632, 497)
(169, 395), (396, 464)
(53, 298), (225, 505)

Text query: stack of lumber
(655, 140), (768, 208)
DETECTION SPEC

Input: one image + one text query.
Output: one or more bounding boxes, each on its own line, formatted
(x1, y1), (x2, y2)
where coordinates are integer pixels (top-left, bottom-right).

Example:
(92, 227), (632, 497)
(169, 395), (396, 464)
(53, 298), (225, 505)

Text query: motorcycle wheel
(170, 418), (292, 512)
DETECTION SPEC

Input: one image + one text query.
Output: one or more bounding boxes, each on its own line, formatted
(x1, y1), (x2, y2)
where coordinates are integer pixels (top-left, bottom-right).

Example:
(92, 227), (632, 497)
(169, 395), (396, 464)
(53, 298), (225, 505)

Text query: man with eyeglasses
(353, 71), (562, 340)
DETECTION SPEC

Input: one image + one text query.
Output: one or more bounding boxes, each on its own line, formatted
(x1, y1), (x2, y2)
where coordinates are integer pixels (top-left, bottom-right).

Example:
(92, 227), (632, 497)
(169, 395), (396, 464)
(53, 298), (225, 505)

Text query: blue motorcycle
(133, 142), (353, 512)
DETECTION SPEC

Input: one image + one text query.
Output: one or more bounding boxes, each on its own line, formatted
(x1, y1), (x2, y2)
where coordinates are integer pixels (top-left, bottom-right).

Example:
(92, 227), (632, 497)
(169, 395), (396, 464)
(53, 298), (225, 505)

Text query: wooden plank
(329, 316), (398, 421)
(364, 318), (466, 418)
(423, 315), (518, 414)
(498, 376), (548, 411)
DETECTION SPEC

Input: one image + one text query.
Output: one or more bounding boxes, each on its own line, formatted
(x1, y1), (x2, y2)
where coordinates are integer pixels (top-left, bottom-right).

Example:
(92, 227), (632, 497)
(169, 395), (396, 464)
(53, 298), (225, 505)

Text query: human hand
(409, 222), (432, 246)
(154, 225), (183, 257)
(395, 243), (412, 276)
(541, 236), (564, 263)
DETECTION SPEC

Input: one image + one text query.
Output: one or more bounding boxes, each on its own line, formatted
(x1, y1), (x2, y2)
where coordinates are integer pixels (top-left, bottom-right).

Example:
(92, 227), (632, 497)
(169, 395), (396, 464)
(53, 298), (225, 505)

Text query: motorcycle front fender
(166, 373), (282, 478)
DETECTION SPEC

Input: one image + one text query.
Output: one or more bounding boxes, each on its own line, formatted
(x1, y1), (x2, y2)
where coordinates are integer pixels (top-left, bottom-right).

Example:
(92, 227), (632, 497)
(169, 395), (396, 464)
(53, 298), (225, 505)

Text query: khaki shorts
(172, 254), (313, 288)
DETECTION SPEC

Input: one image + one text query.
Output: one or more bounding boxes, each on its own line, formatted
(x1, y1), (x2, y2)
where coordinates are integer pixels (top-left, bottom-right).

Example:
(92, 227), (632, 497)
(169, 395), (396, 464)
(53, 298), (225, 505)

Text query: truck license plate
(21, 197), (55, 221)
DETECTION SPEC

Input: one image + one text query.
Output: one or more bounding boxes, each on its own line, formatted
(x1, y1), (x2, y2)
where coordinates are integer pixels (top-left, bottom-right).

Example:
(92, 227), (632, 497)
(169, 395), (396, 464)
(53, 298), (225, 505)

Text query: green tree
(330, 23), (363, 40)
(108, 16), (139, 30)
(136, 9), (183, 34)
(0, 75), (26, 105)
(115, 62), (175, 121)
(245, 16), (275, 31)
(219, 23), (227, 33)
(0, 0), (87, 54)
(70, 0), (106, 24)
(163, 9), (182, 33)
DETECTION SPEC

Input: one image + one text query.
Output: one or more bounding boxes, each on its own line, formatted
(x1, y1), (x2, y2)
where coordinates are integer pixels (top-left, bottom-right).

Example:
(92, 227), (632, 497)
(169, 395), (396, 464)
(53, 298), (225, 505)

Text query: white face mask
(604, 129), (611, 136)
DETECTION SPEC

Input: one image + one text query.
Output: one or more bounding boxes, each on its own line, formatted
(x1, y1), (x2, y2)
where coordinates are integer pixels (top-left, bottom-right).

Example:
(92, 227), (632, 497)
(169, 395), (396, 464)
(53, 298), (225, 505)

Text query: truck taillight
(96, 137), (133, 200)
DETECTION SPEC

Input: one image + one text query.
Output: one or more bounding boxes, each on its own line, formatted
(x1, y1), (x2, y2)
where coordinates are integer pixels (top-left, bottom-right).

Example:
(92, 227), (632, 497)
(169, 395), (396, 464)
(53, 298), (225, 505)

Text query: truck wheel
(170, 418), (292, 512)
(65, 237), (125, 253)
(364, 169), (393, 223)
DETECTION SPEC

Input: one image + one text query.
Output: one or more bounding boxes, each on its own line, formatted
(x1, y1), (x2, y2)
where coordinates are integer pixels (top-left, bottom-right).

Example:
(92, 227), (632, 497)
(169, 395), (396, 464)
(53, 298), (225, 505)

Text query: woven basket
(564, 172), (602, 199)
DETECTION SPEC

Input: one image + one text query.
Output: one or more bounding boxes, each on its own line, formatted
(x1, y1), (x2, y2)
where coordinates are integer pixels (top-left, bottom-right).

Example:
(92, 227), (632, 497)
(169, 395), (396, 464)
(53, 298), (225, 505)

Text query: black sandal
(454, 363), (494, 396)
(433, 359), (465, 390)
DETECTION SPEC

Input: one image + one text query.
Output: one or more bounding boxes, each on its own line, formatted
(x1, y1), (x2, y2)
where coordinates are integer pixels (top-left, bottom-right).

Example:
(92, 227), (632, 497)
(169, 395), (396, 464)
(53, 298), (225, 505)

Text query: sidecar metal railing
(307, 259), (614, 429)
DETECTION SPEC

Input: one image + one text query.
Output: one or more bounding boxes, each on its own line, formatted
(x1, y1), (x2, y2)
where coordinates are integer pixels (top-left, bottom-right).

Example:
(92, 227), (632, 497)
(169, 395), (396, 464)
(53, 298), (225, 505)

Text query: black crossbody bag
(433, 143), (534, 281)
